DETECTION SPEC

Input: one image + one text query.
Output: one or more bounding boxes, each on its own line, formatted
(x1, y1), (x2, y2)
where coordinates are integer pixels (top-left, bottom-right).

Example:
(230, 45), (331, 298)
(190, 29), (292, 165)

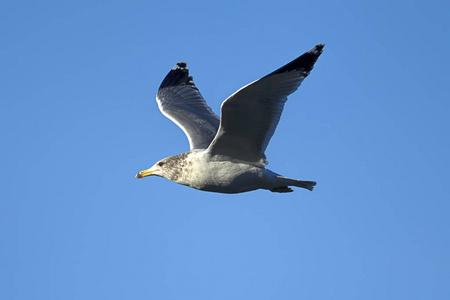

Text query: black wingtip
(266, 43), (325, 77)
(159, 62), (197, 90)
(172, 61), (187, 70)
(315, 43), (325, 52)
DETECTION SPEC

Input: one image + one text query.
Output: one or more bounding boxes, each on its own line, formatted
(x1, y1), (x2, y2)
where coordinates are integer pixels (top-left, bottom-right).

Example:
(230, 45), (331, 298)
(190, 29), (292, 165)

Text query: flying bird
(136, 44), (324, 193)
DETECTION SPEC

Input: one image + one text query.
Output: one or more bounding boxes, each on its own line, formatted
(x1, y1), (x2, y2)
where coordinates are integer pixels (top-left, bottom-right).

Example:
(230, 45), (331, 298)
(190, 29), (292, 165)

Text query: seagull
(136, 44), (324, 193)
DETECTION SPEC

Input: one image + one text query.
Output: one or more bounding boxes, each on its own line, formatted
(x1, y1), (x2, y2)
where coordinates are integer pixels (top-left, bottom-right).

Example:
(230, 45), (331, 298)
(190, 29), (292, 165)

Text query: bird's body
(147, 150), (316, 193)
(136, 44), (324, 193)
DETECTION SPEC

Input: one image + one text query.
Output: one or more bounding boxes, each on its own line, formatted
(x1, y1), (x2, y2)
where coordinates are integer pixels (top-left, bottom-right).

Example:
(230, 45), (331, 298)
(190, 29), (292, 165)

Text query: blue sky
(2, 0), (449, 299)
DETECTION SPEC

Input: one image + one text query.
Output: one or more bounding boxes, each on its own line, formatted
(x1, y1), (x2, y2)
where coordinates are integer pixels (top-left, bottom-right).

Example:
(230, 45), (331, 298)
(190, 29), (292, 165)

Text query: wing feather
(206, 44), (324, 166)
(156, 62), (220, 150)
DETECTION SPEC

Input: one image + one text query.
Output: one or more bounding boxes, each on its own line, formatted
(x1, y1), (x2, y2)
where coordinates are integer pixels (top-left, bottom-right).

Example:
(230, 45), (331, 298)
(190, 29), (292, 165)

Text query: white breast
(181, 151), (276, 193)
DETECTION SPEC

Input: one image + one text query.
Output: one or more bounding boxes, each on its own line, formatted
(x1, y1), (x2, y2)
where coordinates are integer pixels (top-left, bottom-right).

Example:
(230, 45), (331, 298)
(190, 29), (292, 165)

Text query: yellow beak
(135, 168), (155, 179)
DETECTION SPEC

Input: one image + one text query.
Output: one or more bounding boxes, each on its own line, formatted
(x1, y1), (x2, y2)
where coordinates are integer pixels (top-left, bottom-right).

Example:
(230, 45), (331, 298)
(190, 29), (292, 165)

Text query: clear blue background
(2, 0), (449, 299)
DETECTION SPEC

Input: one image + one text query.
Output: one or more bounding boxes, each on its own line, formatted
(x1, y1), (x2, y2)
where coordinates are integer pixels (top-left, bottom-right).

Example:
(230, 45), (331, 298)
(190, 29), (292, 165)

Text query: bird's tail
(271, 176), (317, 193)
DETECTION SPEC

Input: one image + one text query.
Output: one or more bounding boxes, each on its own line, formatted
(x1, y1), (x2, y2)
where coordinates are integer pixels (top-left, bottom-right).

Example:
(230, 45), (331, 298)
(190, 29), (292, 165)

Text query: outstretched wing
(156, 62), (220, 150)
(206, 44), (324, 166)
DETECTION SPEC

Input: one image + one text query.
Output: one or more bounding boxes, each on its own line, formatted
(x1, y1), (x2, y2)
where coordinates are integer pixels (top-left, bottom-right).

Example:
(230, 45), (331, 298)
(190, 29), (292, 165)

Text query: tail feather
(275, 176), (317, 192)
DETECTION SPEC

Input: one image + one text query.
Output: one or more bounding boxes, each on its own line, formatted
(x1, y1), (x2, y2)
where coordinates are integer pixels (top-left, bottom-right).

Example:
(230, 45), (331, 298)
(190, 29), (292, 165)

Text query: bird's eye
(158, 162), (164, 167)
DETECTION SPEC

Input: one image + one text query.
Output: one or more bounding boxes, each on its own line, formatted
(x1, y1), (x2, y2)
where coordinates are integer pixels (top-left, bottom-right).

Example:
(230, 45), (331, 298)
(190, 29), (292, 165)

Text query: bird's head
(135, 152), (190, 183)
(135, 160), (167, 179)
